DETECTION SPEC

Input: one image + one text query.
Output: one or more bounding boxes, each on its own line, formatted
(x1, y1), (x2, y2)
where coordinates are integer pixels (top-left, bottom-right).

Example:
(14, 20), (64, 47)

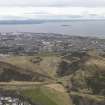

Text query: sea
(0, 20), (105, 38)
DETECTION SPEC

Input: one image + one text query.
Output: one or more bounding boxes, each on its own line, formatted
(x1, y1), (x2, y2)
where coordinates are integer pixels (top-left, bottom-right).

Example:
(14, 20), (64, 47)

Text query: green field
(21, 86), (71, 105)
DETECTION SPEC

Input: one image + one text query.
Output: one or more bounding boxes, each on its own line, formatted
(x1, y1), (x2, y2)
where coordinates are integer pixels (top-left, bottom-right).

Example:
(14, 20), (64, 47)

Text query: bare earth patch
(45, 83), (66, 92)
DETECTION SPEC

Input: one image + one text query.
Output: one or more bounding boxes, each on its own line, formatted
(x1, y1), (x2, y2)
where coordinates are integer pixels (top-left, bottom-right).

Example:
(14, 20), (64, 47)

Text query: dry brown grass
(4, 55), (61, 78)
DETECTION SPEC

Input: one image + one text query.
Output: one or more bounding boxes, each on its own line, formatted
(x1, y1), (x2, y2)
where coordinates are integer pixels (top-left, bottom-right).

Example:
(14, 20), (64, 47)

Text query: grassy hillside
(0, 51), (105, 105)
(0, 53), (72, 105)
(5, 54), (61, 78)
(21, 85), (72, 105)
(58, 51), (105, 105)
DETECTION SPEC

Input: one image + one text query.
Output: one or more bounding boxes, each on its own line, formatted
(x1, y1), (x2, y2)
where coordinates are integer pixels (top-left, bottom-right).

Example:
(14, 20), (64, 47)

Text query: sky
(0, 0), (105, 20)
(0, 0), (105, 7)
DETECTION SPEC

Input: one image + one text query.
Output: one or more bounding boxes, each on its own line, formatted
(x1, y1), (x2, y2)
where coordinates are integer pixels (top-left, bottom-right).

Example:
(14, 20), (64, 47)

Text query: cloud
(0, 7), (104, 20)
(0, 0), (105, 7)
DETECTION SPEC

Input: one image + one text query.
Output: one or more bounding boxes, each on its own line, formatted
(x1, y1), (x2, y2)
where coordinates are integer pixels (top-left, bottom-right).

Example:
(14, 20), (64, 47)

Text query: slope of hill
(0, 60), (52, 82)
(5, 54), (61, 78)
(57, 51), (105, 105)
(0, 51), (105, 105)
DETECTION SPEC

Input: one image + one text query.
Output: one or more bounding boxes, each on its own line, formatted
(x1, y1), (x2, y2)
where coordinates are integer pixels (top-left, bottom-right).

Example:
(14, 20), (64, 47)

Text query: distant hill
(0, 19), (105, 24)
(0, 20), (45, 24)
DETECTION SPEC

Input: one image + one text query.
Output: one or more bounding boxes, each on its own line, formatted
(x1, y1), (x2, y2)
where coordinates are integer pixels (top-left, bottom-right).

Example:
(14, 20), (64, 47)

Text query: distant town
(0, 32), (105, 55)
